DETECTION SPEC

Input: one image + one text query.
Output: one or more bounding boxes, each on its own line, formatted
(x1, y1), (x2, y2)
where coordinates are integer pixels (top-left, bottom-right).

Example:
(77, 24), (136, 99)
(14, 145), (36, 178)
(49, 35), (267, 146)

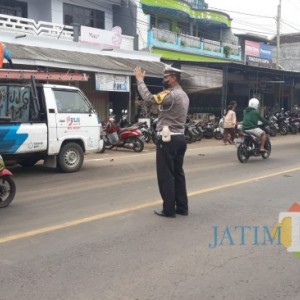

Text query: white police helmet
(248, 98), (260, 109)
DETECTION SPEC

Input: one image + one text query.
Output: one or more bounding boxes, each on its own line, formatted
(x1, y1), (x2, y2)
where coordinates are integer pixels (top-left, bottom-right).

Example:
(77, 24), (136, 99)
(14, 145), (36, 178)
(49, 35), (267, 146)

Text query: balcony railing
(223, 43), (240, 56)
(180, 34), (200, 48)
(0, 14), (134, 50)
(149, 28), (241, 61)
(0, 14), (74, 40)
(202, 39), (221, 53)
(153, 28), (177, 44)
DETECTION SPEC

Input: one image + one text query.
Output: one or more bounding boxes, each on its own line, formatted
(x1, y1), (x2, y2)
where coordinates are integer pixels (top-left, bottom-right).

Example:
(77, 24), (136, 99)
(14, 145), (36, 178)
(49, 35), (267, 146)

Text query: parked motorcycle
(0, 155), (16, 208)
(119, 109), (130, 128)
(200, 120), (214, 139)
(285, 111), (299, 134)
(184, 122), (197, 143)
(103, 119), (144, 152)
(268, 115), (278, 137)
(185, 116), (202, 143)
(191, 122), (203, 141)
(131, 121), (151, 143)
(150, 116), (158, 145)
(290, 115), (300, 133)
(139, 122), (151, 143)
(235, 124), (271, 163)
(214, 117), (224, 140)
(275, 109), (289, 135)
(133, 116), (158, 145)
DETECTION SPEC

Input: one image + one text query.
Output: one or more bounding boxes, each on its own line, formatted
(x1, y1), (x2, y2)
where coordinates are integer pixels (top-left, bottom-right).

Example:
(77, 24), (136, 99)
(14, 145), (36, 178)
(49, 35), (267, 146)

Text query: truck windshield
(53, 89), (91, 113)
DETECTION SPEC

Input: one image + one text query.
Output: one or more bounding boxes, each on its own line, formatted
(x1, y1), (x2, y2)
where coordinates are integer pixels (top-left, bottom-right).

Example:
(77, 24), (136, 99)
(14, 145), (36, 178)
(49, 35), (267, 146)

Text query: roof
(5, 43), (166, 78)
(235, 33), (273, 44)
(171, 60), (300, 77)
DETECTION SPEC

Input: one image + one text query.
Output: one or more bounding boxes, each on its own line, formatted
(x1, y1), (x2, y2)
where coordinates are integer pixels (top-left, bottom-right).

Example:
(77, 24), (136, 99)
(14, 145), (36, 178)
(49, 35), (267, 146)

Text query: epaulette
(153, 90), (171, 105)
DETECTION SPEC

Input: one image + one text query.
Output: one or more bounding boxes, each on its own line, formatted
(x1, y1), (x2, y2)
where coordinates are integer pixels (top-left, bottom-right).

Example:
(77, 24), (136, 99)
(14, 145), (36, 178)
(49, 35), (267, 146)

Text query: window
(53, 89), (91, 114)
(157, 19), (171, 31)
(177, 22), (190, 35)
(0, 85), (44, 123)
(0, 0), (27, 17)
(63, 3), (104, 29)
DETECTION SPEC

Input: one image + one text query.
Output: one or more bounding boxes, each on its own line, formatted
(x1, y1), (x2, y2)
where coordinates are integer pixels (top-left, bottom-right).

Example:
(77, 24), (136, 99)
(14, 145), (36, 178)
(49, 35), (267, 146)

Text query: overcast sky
(206, 0), (300, 38)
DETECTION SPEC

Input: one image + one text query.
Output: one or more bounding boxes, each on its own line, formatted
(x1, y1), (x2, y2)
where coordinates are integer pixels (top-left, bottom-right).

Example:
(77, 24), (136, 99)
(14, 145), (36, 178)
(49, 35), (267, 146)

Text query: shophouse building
(1, 0), (300, 122)
(0, 0), (167, 121)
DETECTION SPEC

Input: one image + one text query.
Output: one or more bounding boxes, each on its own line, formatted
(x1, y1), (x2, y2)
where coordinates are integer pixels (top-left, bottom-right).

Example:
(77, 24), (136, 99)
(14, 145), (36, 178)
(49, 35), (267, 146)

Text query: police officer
(134, 65), (189, 218)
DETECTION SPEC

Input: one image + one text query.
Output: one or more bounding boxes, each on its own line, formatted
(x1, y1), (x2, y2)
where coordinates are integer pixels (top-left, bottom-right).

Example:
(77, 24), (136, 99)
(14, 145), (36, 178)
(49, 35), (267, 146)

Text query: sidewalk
(89, 133), (299, 160)
(89, 137), (231, 160)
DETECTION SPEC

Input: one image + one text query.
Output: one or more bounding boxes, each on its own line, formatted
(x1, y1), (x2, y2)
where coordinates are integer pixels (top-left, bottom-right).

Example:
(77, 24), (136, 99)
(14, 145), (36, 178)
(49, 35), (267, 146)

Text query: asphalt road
(1, 135), (300, 300)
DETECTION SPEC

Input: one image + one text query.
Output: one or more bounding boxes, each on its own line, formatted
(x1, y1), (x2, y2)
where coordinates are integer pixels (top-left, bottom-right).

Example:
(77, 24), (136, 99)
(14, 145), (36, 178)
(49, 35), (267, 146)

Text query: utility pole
(276, 0), (282, 69)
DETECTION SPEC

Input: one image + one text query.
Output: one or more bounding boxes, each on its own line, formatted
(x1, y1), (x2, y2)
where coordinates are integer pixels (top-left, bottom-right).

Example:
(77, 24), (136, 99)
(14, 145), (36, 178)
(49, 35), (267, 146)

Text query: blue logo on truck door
(0, 123), (28, 153)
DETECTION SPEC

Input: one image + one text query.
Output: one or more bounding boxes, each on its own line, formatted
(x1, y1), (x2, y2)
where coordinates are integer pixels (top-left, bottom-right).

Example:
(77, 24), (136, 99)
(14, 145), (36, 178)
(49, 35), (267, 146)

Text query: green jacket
(242, 107), (269, 130)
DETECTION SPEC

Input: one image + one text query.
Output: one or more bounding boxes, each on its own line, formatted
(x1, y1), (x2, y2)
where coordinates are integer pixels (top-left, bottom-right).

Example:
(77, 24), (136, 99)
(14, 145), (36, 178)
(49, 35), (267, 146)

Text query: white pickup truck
(0, 77), (101, 172)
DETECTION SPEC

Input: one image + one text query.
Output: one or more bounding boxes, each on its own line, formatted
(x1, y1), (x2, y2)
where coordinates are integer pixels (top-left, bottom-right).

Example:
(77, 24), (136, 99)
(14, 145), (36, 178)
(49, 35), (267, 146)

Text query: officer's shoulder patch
(153, 90), (171, 105)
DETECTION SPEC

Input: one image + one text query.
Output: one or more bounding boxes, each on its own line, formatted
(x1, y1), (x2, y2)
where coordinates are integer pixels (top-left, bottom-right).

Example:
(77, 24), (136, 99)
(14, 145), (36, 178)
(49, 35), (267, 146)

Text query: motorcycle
(187, 115), (203, 142)
(185, 116), (201, 143)
(150, 116), (158, 145)
(290, 115), (300, 133)
(275, 109), (289, 135)
(285, 111), (300, 134)
(184, 122), (197, 143)
(214, 117), (224, 140)
(135, 121), (152, 143)
(103, 119), (144, 152)
(235, 124), (271, 163)
(268, 115), (278, 137)
(200, 120), (214, 139)
(191, 122), (203, 141)
(119, 109), (130, 128)
(0, 155), (16, 208)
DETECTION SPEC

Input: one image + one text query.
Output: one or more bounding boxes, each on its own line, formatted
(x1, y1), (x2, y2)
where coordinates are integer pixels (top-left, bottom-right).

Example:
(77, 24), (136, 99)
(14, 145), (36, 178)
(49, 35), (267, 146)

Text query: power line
(209, 1), (300, 35)
(208, 6), (275, 20)
(281, 19), (300, 32)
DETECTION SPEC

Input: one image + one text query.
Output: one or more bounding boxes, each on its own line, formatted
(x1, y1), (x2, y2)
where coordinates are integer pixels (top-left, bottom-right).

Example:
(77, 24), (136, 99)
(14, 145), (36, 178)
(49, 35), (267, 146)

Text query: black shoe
(154, 210), (176, 218)
(175, 210), (189, 216)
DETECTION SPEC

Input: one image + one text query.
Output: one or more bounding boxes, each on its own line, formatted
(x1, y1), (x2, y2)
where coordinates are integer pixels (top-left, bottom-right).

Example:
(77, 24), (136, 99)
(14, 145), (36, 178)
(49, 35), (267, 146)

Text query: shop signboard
(80, 26), (122, 49)
(245, 40), (273, 68)
(95, 73), (130, 92)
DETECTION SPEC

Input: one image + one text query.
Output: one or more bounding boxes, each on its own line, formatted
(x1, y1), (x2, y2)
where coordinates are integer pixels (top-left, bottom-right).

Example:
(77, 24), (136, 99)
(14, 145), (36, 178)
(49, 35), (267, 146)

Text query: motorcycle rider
(242, 98), (269, 152)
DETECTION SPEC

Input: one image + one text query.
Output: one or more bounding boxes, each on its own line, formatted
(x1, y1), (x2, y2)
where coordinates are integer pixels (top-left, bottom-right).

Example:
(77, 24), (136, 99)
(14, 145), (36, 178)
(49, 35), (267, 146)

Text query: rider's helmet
(248, 98), (260, 109)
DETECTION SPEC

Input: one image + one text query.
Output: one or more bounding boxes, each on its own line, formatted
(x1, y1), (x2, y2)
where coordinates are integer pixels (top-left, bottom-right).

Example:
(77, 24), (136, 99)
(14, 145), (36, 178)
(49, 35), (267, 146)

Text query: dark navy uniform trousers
(156, 135), (188, 215)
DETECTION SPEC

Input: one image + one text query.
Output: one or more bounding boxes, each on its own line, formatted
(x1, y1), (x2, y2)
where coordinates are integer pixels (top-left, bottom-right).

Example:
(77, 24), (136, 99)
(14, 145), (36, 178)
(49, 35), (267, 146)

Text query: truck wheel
(97, 139), (105, 153)
(98, 144), (106, 153)
(57, 142), (84, 173)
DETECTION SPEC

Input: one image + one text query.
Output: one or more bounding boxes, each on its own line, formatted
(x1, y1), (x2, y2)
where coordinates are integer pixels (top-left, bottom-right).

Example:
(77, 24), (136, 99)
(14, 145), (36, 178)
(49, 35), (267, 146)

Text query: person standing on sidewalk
(134, 65), (189, 218)
(223, 101), (237, 145)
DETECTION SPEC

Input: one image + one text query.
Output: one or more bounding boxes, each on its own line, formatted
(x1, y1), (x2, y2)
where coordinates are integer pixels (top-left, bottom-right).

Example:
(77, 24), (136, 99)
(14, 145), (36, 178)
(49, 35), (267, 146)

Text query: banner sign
(245, 40), (273, 67)
(95, 73), (130, 92)
(80, 26), (122, 48)
(245, 40), (260, 57)
(260, 43), (272, 60)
